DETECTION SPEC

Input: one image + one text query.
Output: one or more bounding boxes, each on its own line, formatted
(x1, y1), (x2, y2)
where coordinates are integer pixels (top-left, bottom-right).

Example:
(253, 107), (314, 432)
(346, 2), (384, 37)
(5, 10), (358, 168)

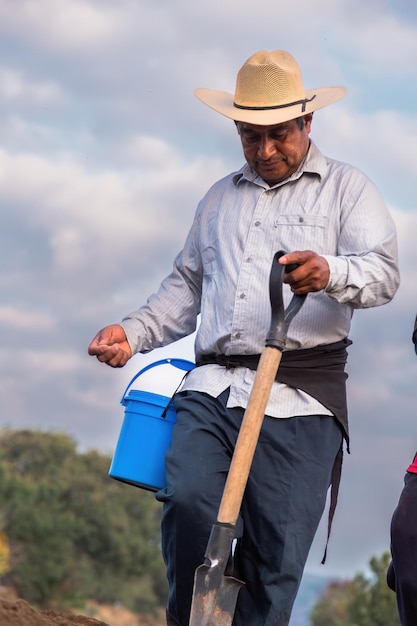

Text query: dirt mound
(0, 598), (110, 626)
(0, 587), (166, 626)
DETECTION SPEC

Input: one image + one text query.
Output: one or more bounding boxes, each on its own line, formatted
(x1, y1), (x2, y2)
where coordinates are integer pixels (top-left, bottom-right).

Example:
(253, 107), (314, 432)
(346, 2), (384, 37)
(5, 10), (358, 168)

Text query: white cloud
(331, 6), (417, 72)
(0, 0), (125, 51)
(2, 348), (82, 375)
(0, 141), (226, 269)
(0, 306), (56, 331)
(0, 66), (64, 104)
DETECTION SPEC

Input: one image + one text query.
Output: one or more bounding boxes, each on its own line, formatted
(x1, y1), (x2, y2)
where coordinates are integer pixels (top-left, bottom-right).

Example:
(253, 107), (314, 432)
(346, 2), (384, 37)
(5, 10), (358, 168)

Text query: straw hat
(195, 50), (346, 125)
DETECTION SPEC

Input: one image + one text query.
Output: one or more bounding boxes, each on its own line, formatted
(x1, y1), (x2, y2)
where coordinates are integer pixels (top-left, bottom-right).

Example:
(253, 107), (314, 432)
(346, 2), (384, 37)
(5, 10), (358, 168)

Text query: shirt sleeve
(322, 175), (399, 308)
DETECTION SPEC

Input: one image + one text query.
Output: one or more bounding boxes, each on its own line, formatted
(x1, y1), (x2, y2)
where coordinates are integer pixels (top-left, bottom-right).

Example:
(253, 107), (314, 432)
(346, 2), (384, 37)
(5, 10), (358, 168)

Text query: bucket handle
(121, 357), (195, 405)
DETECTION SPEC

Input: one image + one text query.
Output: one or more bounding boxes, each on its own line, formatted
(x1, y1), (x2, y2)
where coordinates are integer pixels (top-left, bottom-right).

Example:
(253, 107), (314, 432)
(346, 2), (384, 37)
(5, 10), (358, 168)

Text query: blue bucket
(109, 358), (195, 492)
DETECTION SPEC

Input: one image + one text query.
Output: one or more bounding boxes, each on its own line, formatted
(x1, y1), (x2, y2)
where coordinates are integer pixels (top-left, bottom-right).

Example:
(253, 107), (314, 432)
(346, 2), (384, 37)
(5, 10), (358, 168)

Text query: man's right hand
(88, 324), (132, 368)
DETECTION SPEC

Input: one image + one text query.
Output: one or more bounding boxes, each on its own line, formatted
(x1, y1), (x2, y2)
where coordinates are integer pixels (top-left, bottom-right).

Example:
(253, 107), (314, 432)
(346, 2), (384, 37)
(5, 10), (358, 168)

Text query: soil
(0, 590), (165, 626)
(0, 598), (111, 626)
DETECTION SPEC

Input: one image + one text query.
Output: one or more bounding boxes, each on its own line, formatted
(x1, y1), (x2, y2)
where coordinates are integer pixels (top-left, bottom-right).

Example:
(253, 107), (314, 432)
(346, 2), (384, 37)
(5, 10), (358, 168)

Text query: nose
(257, 135), (276, 159)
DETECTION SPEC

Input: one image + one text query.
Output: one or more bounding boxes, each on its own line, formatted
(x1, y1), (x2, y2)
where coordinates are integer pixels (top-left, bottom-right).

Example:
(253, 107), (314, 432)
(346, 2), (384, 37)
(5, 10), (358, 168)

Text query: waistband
(197, 338), (352, 441)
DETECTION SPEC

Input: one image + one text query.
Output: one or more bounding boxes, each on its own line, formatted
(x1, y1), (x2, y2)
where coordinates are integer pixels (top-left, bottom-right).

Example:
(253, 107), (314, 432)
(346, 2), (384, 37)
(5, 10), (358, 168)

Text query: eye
(242, 132), (259, 143)
(270, 129), (288, 141)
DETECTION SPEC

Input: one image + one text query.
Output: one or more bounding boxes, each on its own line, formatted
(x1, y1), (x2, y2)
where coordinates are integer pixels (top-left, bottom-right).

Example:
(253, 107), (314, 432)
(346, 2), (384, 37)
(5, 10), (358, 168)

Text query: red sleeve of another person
(407, 453), (417, 473)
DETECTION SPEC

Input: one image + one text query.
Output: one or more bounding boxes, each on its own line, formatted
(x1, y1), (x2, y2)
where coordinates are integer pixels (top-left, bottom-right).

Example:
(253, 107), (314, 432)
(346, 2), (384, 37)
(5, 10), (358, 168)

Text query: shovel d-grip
(266, 250), (306, 351)
(189, 251), (306, 626)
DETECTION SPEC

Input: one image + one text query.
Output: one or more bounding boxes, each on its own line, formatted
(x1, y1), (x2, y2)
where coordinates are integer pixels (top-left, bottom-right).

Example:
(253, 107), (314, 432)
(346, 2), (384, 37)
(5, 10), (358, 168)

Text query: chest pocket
(274, 214), (328, 253)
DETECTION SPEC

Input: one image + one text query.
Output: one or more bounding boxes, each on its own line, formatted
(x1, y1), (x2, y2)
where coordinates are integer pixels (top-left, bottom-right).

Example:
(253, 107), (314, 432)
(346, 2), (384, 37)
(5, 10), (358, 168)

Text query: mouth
(255, 158), (288, 185)
(258, 158), (286, 168)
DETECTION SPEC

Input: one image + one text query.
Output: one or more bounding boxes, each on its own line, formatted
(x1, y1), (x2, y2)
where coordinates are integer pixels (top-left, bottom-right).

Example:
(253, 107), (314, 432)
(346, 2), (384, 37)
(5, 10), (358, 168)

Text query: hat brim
(194, 86), (346, 125)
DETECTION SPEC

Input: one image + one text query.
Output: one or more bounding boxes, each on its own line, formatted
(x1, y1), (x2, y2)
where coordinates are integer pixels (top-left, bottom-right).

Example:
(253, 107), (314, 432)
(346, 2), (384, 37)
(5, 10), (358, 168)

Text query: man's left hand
(278, 250), (330, 295)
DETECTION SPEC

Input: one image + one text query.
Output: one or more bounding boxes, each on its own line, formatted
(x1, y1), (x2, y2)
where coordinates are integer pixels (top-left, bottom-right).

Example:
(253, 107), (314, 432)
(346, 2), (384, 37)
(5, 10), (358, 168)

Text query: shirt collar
(233, 140), (327, 188)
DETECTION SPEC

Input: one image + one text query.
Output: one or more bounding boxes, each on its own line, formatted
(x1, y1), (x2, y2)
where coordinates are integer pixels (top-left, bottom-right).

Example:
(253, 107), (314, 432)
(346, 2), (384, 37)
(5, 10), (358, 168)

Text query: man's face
(236, 114), (312, 186)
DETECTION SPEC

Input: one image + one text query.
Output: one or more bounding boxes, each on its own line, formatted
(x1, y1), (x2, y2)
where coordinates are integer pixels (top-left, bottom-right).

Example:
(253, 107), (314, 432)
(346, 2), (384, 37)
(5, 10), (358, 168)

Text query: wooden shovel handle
(217, 346), (282, 525)
(217, 252), (305, 526)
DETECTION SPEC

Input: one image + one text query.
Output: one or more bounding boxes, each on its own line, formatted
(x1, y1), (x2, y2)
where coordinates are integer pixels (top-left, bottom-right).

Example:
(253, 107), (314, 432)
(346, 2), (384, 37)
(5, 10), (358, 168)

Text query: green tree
(310, 579), (354, 626)
(0, 428), (167, 613)
(310, 552), (400, 626)
(0, 531), (10, 576)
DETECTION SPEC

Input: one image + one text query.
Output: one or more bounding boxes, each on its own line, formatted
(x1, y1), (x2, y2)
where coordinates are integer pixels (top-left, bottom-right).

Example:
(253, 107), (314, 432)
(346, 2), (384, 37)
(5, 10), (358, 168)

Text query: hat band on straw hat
(233, 94), (316, 112)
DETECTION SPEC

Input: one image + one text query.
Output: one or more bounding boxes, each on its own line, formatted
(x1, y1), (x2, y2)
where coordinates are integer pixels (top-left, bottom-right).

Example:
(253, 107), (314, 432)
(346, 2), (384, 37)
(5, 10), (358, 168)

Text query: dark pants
(157, 389), (343, 626)
(388, 471), (417, 625)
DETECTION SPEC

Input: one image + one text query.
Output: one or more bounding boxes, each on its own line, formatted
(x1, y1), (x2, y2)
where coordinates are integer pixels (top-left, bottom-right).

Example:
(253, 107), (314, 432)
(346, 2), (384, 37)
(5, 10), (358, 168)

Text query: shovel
(188, 250), (306, 626)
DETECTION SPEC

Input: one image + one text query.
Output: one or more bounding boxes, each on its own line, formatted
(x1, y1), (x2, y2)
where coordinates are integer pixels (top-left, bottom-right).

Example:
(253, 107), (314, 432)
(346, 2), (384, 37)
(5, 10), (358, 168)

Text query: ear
(304, 113), (313, 132)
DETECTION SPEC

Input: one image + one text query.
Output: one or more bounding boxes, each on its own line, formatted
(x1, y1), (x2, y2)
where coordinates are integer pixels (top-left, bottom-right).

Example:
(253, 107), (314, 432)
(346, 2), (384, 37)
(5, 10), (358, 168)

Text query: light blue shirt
(121, 141), (399, 418)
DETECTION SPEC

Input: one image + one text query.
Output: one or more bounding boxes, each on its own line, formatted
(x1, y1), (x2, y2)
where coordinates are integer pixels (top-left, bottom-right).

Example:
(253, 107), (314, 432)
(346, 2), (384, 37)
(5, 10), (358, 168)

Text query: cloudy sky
(1, 0), (417, 587)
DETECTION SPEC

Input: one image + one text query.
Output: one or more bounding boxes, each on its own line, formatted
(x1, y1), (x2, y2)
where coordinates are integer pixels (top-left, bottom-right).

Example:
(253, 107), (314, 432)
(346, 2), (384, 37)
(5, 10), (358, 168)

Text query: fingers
(278, 251), (308, 267)
(88, 332), (106, 356)
(93, 343), (131, 368)
(88, 324), (126, 354)
(278, 250), (330, 294)
(88, 324), (132, 368)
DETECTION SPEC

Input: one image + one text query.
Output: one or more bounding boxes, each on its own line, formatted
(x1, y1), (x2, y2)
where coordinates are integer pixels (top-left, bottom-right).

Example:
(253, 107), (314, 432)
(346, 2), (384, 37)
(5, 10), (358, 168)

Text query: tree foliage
(0, 531), (10, 576)
(310, 552), (400, 626)
(0, 428), (167, 613)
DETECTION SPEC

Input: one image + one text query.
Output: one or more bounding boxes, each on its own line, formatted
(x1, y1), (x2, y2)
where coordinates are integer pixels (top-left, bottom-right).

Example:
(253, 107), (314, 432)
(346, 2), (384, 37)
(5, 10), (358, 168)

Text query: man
(387, 315), (417, 625)
(88, 50), (400, 626)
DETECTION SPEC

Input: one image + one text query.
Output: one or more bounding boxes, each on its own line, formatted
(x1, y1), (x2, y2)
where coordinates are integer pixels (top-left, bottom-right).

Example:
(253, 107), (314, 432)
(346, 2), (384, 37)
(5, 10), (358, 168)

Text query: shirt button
(240, 293), (246, 299)
(299, 216), (304, 223)
(254, 221), (261, 227)
(235, 332), (241, 339)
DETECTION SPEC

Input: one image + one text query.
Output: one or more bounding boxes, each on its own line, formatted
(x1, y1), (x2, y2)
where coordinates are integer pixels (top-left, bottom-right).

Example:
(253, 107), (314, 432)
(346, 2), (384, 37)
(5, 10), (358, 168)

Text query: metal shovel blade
(189, 523), (244, 626)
